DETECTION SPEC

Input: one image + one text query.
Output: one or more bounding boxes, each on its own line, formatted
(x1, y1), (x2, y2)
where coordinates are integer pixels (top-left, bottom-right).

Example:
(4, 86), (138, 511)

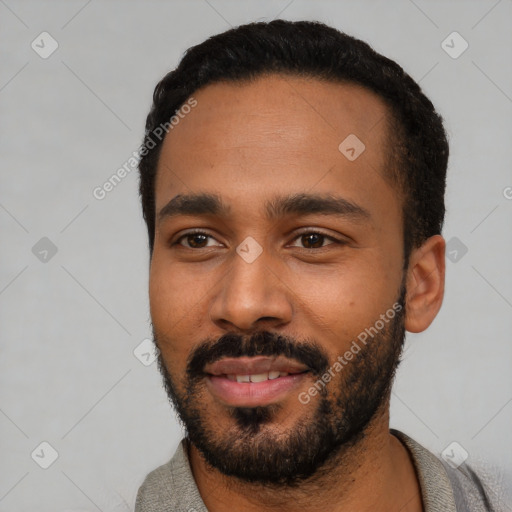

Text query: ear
(404, 235), (446, 333)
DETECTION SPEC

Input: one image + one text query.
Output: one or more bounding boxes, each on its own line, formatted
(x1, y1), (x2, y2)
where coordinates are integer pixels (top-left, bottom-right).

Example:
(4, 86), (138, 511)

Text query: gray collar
(391, 429), (457, 512)
(136, 431), (458, 511)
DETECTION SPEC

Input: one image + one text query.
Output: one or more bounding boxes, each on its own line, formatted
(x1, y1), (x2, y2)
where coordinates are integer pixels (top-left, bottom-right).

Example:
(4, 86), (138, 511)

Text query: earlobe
(404, 235), (446, 333)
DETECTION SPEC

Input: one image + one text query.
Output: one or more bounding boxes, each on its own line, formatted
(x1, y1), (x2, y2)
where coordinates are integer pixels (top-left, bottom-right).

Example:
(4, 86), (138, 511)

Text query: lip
(203, 356), (310, 407)
(204, 356), (309, 376)
(206, 372), (309, 407)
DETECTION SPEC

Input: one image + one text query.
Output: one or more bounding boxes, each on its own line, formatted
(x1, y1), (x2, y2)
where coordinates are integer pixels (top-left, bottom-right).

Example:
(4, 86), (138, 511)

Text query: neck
(188, 402), (424, 512)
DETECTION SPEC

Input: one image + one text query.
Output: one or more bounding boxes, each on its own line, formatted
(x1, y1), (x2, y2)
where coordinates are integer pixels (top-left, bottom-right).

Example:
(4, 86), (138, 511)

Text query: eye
(174, 231), (222, 249)
(289, 231), (340, 249)
(172, 230), (343, 250)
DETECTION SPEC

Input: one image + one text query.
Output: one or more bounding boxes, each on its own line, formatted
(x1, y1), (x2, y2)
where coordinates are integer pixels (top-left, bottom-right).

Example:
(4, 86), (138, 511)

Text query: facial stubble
(153, 283), (406, 487)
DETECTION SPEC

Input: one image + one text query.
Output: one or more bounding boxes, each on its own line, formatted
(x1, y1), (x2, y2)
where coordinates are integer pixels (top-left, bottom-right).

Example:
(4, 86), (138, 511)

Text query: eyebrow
(157, 192), (370, 224)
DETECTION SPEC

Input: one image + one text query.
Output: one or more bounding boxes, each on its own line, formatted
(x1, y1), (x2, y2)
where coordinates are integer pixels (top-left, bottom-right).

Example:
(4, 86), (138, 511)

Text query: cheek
(149, 253), (227, 375)
(149, 258), (201, 365)
(149, 252), (206, 324)
(285, 256), (401, 353)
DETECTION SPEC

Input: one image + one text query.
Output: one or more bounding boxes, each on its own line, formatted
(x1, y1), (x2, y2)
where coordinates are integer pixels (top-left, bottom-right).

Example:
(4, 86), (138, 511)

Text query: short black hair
(138, 19), (449, 260)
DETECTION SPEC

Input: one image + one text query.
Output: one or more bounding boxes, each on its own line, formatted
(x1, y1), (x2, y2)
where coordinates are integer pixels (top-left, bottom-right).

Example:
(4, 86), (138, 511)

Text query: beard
(153, 282), (406, 487)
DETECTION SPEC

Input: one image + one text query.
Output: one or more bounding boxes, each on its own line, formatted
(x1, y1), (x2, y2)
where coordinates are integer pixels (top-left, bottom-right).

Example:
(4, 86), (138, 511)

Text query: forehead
(154, 74), (396, 216)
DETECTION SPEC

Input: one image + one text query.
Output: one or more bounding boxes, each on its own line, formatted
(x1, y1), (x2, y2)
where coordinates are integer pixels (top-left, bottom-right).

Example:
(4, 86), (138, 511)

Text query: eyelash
(173, 229), (343, 250)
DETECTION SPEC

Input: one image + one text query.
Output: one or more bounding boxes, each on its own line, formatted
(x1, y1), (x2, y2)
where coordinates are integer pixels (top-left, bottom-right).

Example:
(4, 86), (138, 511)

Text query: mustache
(187, 331), (330, 380)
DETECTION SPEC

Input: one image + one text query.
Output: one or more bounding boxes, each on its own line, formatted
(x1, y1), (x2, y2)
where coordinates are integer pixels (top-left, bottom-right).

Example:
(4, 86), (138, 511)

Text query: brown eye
(290, 231), (338, 249)
(301, 233), (325, 248)
(185, 234), (208, 248)
(175, 231), (221, 249)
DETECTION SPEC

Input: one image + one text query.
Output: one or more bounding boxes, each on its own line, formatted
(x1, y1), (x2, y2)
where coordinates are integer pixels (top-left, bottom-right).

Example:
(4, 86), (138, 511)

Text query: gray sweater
(135, 429), (504, 511)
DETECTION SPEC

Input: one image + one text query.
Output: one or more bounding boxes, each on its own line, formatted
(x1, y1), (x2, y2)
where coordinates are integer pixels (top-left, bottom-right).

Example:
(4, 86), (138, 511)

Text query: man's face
(149, 75), (407, 484)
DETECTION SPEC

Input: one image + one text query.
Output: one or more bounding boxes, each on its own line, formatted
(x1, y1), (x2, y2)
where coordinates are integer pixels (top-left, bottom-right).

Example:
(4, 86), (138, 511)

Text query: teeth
(228, 371), (290, 382)
(250, 373), (269, 383)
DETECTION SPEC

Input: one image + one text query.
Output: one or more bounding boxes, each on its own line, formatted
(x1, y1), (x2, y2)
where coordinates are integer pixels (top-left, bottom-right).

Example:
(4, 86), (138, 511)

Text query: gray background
(1, 0), (511, 510)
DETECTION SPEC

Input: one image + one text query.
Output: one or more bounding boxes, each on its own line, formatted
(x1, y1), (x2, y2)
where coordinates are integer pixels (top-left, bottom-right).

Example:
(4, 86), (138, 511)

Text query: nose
(208, 248), (293, 333)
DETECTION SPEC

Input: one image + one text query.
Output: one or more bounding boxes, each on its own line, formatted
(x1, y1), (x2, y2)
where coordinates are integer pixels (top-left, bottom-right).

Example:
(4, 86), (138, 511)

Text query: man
(134, 19), (499, 512)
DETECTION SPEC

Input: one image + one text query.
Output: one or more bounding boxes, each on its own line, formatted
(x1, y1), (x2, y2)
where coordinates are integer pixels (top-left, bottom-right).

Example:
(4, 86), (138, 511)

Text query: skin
(149, 74), (446, 512)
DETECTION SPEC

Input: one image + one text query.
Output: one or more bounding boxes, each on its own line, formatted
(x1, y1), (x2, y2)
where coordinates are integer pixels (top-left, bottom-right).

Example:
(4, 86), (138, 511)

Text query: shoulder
(443, 456), (510, 512)
(391, 429), (506, 512)
(135, 457), (176, 512)
(135, 438), (208, 512)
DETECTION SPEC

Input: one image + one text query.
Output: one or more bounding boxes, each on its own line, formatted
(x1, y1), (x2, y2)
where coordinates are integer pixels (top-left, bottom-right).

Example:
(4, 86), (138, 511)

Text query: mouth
(204, 356), (311, 407)
(219, 370), (306, 382)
